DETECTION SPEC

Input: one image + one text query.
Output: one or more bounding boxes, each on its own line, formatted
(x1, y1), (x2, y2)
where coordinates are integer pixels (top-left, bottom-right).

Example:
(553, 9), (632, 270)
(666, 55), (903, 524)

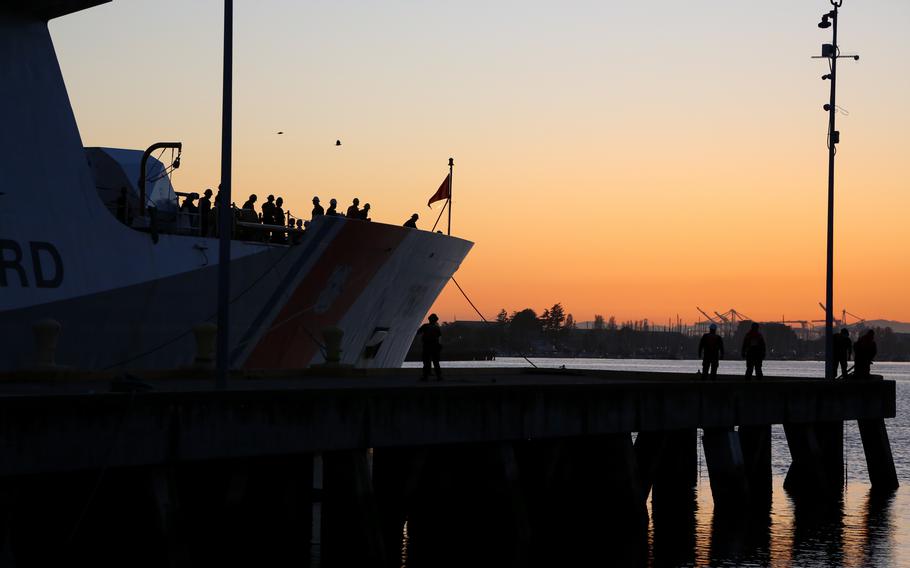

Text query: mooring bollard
(322, 326), (343, 364)
(32, 319), (61, 369)
(193, 323), (217, 368)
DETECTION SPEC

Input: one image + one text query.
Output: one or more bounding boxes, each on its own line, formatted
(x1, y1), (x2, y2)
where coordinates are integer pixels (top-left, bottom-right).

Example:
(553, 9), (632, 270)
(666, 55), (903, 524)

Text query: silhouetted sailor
(360, 203), (371, 221)
(242, 194), (257, 212)
(326, 198), (339, 216)
(346, 197), (360, 218)
(417, 313), (442, 381)
(199, 188), (213, 236)
(698, 323), (724, 380)
(181, 192), (199, 213)
(833, 328), (853, 378)
(272, 197), (286, 242)
(292, 218), (304, 244)
(312, 196), (324, 219)
(262, 194), (276, 225)
(853, 329), (877, 379)
(741, 322), (766, 379)
(403, 213), (419, 228)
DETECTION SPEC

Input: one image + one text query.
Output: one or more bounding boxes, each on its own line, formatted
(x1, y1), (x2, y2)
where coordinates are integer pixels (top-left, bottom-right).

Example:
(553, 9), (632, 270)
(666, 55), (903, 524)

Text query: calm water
(402, 358), (910, 567)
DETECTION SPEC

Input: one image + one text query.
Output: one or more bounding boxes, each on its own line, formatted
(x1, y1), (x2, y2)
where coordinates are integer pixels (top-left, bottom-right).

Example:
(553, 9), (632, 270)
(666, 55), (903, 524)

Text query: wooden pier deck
(0, 368), (899, 567)
(0, 368), (895, 475)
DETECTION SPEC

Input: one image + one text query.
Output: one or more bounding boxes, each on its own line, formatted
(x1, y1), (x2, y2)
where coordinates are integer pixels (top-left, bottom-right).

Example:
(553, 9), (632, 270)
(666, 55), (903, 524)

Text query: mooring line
(450, 277), (538, 369)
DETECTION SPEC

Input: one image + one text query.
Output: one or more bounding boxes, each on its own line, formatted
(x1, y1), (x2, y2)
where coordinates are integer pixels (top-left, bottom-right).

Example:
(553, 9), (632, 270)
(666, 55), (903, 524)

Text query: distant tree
(539, 308), (550, 328)
(509, 308), (540, 352)
(496, 309), (509, 325)
(510, 309), (540, 335)
(544, 303), (566, 333)
(593, 315), (605, 330)
(607, 316), (617, 331)
(565, 314), (576, 330)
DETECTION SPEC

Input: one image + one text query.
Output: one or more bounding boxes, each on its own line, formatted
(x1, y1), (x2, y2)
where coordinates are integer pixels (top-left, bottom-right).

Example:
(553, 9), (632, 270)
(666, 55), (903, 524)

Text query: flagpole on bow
(447, 158), (453, 235)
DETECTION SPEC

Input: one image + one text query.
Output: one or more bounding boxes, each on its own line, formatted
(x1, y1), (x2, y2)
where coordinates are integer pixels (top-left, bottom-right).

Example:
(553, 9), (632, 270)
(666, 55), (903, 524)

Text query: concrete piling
(322, 450), (386, 567)
(739, 424), (772, 507)
(702, 428), (749, 512)
(633, 430), (667, 502)
(857, 419), (899, 491)
(406, 443), (530, 568)
(520, 435), (647, 567)
(651, 429), (698, 516)
(783, 423), (837, 499)
(372, 447), (429, 567)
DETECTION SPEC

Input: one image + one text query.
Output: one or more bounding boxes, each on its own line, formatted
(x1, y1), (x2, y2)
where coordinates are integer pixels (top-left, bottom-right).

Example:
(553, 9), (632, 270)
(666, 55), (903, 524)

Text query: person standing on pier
(698, 323), (724, 379)
(741, 322), (766, 379)
(853, 329), (877, 379)
(417, 313), (442, 381)
(833, 328), (853, 378)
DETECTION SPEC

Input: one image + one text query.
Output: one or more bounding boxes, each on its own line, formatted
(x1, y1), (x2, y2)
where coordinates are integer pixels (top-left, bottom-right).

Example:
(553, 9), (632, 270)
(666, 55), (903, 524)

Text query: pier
(0, 369), (897, 567)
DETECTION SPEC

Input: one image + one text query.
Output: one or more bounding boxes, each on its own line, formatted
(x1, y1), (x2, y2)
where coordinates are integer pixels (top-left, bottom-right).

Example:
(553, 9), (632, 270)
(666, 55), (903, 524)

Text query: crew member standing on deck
(833, 328), (853, 378)
(346, 198), (360, 218)
(312, 196), (324, 219)
(199, 188), (213, 236)
(741, 322), (766, 379)
(698, 323), (724, 380)
(262, 194), (276, 225)
(417, 314), (442, 381)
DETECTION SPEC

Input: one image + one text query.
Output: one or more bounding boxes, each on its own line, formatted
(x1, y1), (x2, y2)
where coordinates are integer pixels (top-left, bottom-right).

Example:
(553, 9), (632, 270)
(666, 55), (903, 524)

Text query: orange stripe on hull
(243, 221), (407, 368)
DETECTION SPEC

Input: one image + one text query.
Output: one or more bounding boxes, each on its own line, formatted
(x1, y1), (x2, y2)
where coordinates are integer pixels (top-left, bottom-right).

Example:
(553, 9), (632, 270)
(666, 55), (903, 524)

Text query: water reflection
(639, 481), (899, 568)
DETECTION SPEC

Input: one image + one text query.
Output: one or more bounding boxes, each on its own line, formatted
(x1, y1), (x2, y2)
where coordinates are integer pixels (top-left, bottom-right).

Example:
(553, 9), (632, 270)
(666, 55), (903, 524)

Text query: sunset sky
(52, 1), (909, 324)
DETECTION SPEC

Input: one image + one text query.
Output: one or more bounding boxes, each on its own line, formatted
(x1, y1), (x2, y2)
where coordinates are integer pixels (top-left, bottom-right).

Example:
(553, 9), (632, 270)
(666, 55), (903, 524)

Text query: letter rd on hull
(0, 240), (64, 288)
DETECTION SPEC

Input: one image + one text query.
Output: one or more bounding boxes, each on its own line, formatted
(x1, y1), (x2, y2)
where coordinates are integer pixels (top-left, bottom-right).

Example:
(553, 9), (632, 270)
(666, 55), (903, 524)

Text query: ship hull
(1, 217), (471, 371)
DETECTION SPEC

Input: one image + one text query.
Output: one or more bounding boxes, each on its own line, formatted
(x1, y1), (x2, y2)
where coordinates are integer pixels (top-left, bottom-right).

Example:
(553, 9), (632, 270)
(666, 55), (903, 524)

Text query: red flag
(427, 173), (451, 206)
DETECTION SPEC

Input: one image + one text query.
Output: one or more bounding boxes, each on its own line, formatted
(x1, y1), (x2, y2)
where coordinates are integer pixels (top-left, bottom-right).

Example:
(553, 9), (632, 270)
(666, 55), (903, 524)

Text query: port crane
(695, 307), (752, 337)
(816, 303), (866, 328)
(781, 317), (812, 341)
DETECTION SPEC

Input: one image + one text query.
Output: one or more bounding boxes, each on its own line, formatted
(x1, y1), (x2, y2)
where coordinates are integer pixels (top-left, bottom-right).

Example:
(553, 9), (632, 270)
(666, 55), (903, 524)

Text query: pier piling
(858, 418), (899, 491)
(701, 428), (749, 512)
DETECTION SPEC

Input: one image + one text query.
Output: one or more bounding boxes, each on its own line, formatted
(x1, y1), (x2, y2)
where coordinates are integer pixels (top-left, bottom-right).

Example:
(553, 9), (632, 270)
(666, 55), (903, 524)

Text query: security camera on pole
(813, 0), (859, 380)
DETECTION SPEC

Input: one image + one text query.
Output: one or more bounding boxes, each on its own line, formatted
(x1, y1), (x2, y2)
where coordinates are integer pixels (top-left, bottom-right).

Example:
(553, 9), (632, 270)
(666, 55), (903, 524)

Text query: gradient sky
(51, 1), (910, 324)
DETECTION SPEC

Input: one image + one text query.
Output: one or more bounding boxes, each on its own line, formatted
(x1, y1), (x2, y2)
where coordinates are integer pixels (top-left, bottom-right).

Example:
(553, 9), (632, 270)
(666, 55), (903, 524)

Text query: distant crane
(696, 307), (752, 337)
(781, 317), (812, 341)
(817, 303), (866, 328)
(696, 307), (720, 324)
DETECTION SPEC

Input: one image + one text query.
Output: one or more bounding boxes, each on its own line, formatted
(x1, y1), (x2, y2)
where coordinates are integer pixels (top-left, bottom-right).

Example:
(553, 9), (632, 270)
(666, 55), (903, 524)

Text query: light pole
(216, 0), (233, 389)
(815, 1), (858, 379)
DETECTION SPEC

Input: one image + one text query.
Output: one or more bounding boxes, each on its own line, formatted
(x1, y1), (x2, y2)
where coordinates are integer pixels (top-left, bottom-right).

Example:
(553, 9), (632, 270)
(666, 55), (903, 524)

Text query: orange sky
(52, 0), (910, 324)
